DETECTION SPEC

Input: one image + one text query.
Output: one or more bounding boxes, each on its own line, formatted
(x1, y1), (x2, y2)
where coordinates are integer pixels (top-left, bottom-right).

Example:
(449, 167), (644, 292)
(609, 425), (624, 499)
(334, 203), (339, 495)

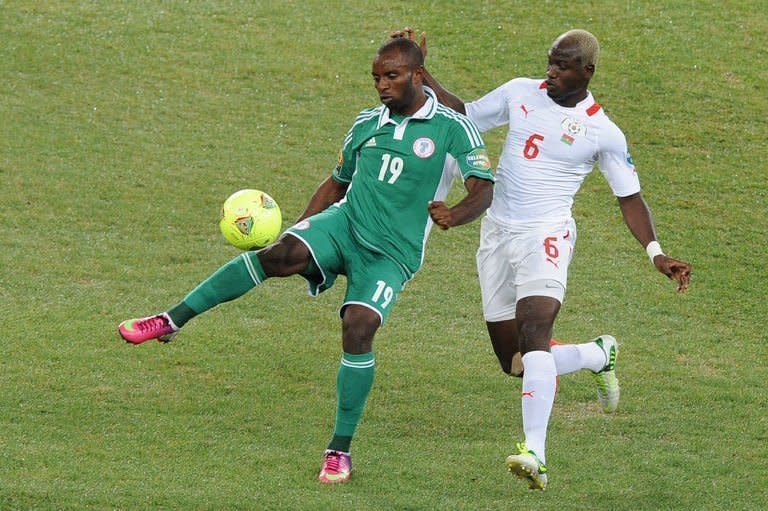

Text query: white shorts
(476, 215), (576, 322)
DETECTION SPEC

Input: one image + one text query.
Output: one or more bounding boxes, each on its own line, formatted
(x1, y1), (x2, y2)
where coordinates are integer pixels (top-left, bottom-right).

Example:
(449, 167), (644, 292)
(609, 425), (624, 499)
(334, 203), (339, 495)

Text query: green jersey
(332, 88), (494, 277)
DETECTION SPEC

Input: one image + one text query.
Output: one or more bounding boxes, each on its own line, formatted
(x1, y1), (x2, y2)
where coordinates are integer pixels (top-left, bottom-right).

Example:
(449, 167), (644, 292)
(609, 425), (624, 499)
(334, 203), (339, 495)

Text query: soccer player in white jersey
(393, 28), (691, 489)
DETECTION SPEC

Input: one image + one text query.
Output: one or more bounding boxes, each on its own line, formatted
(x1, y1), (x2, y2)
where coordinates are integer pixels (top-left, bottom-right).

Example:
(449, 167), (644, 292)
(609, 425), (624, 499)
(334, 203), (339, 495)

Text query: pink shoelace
(323, 452), (344, 472)
(138, 315), (168, 332)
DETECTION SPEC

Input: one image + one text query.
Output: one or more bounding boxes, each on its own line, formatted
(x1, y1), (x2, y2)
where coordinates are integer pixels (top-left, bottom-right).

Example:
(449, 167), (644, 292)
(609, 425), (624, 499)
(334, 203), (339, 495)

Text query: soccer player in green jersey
(118, 37), (494, 484)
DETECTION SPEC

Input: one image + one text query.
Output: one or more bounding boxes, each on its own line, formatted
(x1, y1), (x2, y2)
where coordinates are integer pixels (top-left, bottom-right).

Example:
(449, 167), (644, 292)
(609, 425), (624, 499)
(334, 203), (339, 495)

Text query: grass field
(1, 1), (767, 509)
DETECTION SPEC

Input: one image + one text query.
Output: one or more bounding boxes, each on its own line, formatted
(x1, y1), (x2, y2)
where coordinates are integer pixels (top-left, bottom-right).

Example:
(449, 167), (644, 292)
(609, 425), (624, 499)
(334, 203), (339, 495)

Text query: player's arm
(390, 27), (467, 114)
(296, 125), (358, 223)
(618, 192), (691, 292)
(599, 122), (691, 292)
(429, 114), (494, 229)
(428, 176), (493, 230)
(420, 65), (466, 114)
(296, 177), (348, 223)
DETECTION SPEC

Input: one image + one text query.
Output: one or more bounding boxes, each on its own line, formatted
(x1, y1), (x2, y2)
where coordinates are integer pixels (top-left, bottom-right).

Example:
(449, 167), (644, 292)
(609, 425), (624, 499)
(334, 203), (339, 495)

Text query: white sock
(521, 350), (557, 464)
(162, 312), (180, 331)
(551, 341), (606, 375)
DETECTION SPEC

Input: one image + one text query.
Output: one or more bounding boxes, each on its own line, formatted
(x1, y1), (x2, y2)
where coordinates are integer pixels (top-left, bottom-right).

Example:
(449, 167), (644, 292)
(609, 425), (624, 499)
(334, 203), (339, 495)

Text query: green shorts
(285, 206), (410, 325)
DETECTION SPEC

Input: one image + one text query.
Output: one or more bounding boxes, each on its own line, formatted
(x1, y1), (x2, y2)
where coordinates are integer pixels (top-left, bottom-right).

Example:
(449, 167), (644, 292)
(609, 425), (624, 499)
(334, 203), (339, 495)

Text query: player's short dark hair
(377, 37), (424, 69)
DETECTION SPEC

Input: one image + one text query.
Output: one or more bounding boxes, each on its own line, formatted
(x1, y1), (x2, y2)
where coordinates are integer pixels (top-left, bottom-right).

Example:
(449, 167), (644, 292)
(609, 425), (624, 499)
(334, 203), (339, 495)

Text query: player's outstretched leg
(118, 252), (270, 345)
(591, 335), (620, 413)
(119, 312), (179, 344)
(318, 449), (352, 484)
(506, 442), (548, 490)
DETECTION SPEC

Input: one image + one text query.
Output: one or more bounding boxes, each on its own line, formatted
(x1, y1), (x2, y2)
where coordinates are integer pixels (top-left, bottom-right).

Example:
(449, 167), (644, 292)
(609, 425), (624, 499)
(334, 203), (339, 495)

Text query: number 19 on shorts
(372, 280), (394, 308)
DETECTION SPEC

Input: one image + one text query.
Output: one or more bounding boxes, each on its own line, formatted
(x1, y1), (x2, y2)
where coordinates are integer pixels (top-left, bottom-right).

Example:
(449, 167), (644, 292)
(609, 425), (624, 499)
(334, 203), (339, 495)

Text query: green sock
(167, 252), (267, 327)
(327, 352), (375, 452)
(167, 302), (196, 327)
(327, 435), (353, 453)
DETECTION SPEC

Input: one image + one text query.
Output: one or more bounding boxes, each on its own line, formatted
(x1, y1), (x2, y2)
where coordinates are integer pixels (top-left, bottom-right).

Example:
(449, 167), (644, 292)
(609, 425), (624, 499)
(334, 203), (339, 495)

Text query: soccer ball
(219, 189), (282, 250)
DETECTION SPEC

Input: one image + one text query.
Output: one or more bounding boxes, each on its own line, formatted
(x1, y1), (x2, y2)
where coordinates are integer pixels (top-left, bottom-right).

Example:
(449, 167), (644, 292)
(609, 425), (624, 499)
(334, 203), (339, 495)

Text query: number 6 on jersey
(523, 133), (544, 160)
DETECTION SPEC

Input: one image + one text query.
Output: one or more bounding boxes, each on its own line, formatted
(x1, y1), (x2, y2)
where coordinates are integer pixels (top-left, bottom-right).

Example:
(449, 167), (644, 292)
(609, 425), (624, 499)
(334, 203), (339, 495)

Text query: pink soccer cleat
(318, 450), (352, 484)
(118, 313), (178, 344)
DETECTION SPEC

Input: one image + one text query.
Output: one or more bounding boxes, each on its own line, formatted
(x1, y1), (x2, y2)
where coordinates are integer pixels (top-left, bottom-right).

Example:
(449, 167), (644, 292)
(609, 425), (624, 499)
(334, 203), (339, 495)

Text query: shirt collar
(539, 82), (595, 111)
(377, 86), (438, 128)
(573, 91), (595, 110)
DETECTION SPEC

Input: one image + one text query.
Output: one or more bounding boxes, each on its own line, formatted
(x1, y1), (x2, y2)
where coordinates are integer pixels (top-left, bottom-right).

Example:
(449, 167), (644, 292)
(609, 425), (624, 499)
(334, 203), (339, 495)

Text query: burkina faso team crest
(561, 117), (586, 137)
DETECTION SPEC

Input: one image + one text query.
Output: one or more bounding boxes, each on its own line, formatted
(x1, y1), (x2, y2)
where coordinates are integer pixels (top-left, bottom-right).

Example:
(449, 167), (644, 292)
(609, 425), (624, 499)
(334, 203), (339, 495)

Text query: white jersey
(466, 78), (640, 225)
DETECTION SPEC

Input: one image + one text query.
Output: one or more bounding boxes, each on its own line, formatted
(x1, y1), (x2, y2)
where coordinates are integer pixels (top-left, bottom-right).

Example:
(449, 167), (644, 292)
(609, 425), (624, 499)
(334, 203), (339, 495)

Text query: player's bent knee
(518, 327), (554, 354)
(257, 235), (311, 277)
(497, 358), (523, 377)
(341, 305), (381, 353)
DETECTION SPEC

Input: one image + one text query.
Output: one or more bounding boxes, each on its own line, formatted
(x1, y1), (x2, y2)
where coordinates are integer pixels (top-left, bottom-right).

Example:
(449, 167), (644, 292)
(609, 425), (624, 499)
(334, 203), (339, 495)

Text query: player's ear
(412, 65), (425, 86)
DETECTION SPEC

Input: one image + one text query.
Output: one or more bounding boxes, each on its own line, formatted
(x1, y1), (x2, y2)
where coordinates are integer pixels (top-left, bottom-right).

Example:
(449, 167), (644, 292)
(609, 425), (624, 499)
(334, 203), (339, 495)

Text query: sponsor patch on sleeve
(466, 148), (491, 171)
(333, 148), (345, 178)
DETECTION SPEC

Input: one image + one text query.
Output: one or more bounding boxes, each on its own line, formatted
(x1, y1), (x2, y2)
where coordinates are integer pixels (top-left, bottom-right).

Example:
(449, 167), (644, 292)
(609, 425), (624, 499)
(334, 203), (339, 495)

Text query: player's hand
(654, 255), (691, 292)
(428, 201), (451, 230)
(389, 27), (427, 58)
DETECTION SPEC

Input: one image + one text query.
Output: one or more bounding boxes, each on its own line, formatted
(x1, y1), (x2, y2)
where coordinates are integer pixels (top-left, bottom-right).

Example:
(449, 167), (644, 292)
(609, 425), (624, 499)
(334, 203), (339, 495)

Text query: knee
(498, 358), (512, 375)
(256, 236), (309, 277)
(341, 306), (380, 354)
(515, 296), (559, 353)
(518, 321), (553, 354)
(487, 321), (523, 376)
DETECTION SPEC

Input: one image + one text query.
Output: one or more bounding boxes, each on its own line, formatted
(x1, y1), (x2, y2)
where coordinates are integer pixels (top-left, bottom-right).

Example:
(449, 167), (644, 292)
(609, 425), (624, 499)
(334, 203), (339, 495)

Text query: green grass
(1, 1), (766, 509)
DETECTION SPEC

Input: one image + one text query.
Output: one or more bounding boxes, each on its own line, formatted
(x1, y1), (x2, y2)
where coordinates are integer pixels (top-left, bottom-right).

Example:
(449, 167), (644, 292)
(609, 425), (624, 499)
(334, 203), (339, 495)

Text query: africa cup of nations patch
(413, 137), (435, 158)
(467, 148), (491, 170)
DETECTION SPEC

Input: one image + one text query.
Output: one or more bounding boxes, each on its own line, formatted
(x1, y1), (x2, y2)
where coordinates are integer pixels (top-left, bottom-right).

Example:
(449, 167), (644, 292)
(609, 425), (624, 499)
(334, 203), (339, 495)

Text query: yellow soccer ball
(219, 189), (282, 250)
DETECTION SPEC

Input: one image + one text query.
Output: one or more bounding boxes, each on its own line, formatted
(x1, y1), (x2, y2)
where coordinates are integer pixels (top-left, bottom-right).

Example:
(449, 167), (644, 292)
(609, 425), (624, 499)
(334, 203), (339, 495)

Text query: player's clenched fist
(428, 200), (452, 230)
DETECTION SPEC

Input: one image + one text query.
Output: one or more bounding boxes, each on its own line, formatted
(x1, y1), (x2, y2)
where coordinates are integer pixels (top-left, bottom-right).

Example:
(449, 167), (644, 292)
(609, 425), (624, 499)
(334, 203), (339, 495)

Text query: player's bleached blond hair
(556, 29), (600, 70)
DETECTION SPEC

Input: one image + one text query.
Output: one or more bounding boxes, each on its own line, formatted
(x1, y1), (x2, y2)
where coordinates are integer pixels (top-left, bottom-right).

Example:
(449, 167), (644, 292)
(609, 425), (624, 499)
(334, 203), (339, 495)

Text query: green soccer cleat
(506, 442), (548, 490)
(591, 335), (620, 413)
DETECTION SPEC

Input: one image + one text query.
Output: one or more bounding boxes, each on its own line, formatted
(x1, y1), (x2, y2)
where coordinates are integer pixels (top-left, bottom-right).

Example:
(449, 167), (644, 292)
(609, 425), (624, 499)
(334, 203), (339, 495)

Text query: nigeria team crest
(413, 137), (435, 158)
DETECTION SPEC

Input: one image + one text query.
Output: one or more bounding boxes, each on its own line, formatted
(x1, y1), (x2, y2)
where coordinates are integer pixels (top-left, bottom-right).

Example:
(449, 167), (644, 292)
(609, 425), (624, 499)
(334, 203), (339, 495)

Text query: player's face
(544, 41), (593, 107)
(372, 50), (423, 116)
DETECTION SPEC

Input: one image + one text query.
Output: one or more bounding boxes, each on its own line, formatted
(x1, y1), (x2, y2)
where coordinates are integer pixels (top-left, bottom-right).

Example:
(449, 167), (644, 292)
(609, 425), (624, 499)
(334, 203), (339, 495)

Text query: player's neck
(394, 92), (427, 117)
(552, 88), (589, 108)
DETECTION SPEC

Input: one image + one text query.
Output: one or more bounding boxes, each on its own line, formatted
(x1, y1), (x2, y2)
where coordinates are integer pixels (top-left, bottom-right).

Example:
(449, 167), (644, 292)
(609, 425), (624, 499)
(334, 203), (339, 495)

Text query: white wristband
(645, 241), (664, 262)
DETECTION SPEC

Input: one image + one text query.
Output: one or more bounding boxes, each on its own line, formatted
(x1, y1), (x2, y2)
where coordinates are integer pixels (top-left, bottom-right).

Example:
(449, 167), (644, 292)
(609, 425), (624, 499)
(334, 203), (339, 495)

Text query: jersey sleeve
(465, 80), (514, 132)
(597, 121), (641, 197)
(446, 115), (495, 183)
(332, 124), (358, 184)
